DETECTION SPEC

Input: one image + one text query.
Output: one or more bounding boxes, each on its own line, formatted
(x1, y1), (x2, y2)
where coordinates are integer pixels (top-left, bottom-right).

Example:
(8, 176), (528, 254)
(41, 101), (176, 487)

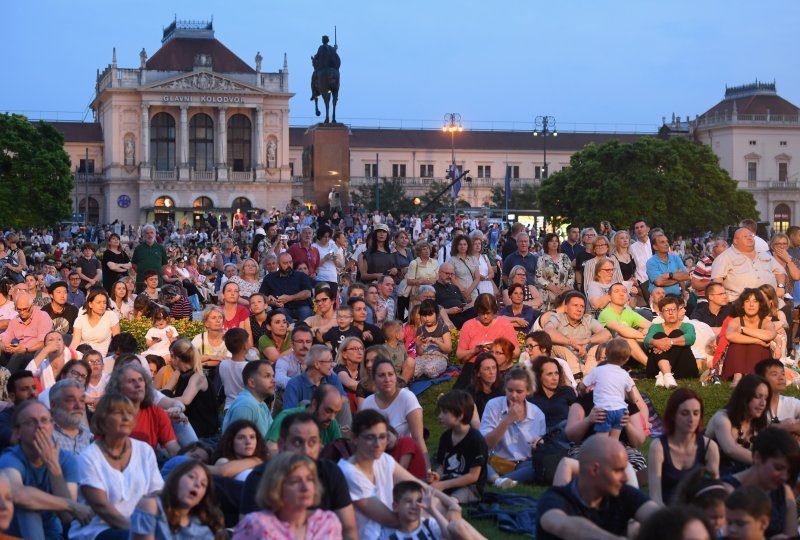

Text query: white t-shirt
(339, 453), (397, 540)
(775, 394), (800, 423)
(73, 309), (120, 356)
(685, 319), (715, 360)
(0, 300), (17, 322)
(380, 518), (442, 540)
(143, 325), (177, 357)
(581, 363), (633, 410)
(361, 389), (422, 438)
(26, 349), (77, 393)
(314, 241), (339, 283)
(69, 439), (164, 540)
(217, 359), (247, 409)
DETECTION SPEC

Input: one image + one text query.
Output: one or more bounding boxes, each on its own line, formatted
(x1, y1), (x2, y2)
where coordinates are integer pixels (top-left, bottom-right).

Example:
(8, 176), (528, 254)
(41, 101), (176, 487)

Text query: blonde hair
(256, 453), (321, 511)
(170, 338), (203, 374)
(201, 305), (224, 324)
(91, 393), (136, 438)
(611, 230), (630, 257)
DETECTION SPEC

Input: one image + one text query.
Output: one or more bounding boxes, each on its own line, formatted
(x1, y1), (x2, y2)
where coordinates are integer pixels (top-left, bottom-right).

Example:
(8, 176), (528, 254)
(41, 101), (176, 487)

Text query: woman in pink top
(234, 453), (342, 540)
(454, 293), (520, 390)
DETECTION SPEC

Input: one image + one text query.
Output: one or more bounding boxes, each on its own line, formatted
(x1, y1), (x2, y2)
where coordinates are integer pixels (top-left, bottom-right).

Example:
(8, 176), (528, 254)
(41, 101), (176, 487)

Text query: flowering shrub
(119, 317), (206, 352)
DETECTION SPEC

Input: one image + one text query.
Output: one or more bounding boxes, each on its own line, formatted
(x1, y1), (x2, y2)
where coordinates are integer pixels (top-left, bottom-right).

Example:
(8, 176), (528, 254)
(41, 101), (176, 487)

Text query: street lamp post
(533, 115), (557, 179)
(443, 113), (463, 222)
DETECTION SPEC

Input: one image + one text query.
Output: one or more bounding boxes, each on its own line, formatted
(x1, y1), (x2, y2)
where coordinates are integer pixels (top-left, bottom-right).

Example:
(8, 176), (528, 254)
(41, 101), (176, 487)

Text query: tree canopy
(536, 136), (757, 234)
(0, 114), (73, 227)
(488, 183), (538, 211)
(351, 177), (416, 215)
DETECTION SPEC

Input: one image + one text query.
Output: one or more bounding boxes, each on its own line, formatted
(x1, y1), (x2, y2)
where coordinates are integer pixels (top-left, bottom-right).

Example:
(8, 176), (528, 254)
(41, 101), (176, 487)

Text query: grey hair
(263, 253), (278, 263)
(305, 344), (332, 369)
(418, 284), (436, 296)
(468, 229), (484, 242)
(49, 379), (84, 407)
(509, 265), (528, 278)
(106, 363), (155, 407)
(141, 224), (157, 234)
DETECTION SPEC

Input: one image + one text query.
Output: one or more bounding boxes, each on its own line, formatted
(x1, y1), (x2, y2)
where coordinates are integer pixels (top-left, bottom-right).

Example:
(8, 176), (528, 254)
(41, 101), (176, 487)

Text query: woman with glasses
(586, 256), (626, 317)
(535, 233), (575, 311)
(39, 355), (92, 410)
(338, 409), (480, 540)
(304, 285), (337, 343)
(84, 350), (108, 411)
(335, 337), (366, 414)
(520, 331), (577, 388)
(644, 296), (698, 388)
(502, 265), (544, 311)
(582, 235), (624, 295)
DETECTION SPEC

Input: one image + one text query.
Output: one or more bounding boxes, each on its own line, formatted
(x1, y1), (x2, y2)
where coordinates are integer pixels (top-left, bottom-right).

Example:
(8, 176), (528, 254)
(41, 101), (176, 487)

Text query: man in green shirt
(131, 224), (168, 292)
(266, 383), (342, 447)
(597, 283), (651, 366)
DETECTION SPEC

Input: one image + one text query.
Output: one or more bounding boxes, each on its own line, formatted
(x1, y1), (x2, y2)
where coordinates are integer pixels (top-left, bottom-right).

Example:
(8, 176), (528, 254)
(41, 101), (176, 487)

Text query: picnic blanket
(408, 366), (462, 396)
(468, 492), (538, 538)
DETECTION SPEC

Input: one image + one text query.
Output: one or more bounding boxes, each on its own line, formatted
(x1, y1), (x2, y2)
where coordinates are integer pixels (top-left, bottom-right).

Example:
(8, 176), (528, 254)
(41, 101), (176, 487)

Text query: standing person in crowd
(721, 289), (776, 384)
(404, 239), (439, 311)
(450, 234), (481, 302)
(2, 232), (27, 278)
(691, 238), (728, 302)
(213, 238), (240, 295)
(70, 393), (164, 540)
(712, 228), (785, 303)
(287, 226), (321, 279)
(234, 452), (342, 539)
(130, 459), (224, 540)
(132, 224), (168, 294)
(573, 228), (596, 291)
(259, 252), (314, 323)
(647, 389), (720, 506)
(535, 233), (575, 311)
(1, 293), (52, 372)
(191, 306), (230, 370)
(560, 225), (584, 266)
(502, 232), (537, 287)
(705, 374), (770, 475)
(610, 229), (637, 291)
(313, 224), (342, 296)
(630, 219), (653, 305)
(75, 244), (102, 292)
(470, 230), (496, 296)
(536, 435), (658, 540)
(644, 295), (698, 387)
(72, 288), (120, 357)
(101, 233), (131, 293)
(359, 224), (398, 283)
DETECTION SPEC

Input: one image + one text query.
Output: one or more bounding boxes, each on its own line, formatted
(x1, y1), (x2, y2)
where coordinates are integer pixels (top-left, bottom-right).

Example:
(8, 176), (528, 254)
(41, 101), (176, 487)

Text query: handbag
(531, 427), (570, 485)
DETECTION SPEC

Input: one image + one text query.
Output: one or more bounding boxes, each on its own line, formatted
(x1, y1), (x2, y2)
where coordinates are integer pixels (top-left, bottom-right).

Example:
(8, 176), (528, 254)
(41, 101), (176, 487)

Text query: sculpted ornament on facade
(157, 73), (248, 92)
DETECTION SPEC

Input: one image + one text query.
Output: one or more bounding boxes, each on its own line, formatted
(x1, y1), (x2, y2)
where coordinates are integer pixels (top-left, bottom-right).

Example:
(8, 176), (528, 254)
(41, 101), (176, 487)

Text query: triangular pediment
(775, 153), (792, 161)
(744, 152), (761, 160)
(147, 71), (262, 93)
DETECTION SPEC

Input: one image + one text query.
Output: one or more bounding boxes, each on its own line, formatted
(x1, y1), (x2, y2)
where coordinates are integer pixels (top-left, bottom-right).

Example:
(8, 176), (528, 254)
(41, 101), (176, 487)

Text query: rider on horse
(310, 35), (341, 123)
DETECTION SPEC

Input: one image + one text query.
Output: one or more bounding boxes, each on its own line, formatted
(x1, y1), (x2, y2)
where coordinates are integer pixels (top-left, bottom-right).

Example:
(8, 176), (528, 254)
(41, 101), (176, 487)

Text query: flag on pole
(450, 159), (461, 199)
(504, 164), (511, 208)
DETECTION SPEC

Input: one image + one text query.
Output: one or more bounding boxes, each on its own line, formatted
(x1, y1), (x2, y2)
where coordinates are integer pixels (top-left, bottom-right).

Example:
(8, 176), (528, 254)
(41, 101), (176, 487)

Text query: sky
(2, 0), (799, 133)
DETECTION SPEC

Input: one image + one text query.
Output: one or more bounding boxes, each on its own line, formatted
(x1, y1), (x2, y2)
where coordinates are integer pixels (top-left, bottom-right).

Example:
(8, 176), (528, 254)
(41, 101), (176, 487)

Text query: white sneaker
(664, 372), (678, 389)
(655, 372), (665, 388)
(495, 478), (518, 490)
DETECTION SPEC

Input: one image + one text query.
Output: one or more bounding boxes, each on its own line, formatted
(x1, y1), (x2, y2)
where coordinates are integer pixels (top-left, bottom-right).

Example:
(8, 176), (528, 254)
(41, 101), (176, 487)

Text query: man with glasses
(48, 379), (92, 456)
(0, 400), (92, 538)
(241, 411), (358, 539)
(690, 282), (731, 336)
(275, 326), (313, 391)
(1, 293), (53, 373)
(712, 227), (786, 303)
(65, 273), (85, 309)
(283, 345), (350, 427)
(434, 263), (475, 330)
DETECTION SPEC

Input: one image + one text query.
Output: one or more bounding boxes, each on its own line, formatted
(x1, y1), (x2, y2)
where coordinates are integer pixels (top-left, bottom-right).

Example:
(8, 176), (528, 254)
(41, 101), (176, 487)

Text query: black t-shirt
(77, 256), (101, 289)
(469, 386), (503, 419)
(529, 386), (578, 431)
(240, 457), (352, 515)
(435, 427), (488, 494)
(690, 303), (731, 328)
(356, 322), (385, 346)
(322, 326), (363, 350)
(433, 281), (466, 309)
(575, 392), (640, 446)
(42, 303), (78, 335)
(536, 480), (649, 540)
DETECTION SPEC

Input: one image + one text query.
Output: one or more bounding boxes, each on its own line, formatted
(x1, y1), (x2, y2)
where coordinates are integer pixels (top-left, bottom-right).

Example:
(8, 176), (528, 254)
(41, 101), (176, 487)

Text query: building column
(141, 103), (150, 165)
(255, 106), (264, 168)
(217, 107), (227, 167)
(179, 105), (189, 167)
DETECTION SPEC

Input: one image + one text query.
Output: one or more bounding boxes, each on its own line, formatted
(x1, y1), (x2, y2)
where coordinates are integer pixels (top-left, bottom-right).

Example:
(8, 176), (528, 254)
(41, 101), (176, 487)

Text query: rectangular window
(510, 165), (520, 179)
(779, 162), (788, 182)
(289, 162), (294, 176)
(392, 164), (406, 178)
(477, 165), (491, 178)
(419, 164), (434, 177)
(534, 166), (542, 180)
(748, 161), (757, 182)
(364, 163), (377, 177)
(78, 159), (94, 174)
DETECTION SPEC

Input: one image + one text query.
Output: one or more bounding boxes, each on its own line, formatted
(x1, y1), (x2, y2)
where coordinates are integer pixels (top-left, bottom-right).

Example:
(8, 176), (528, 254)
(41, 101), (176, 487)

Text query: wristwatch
(668, 272), (674, 280)
(778, 284), (786, 288)
(668, 339), (674, 347)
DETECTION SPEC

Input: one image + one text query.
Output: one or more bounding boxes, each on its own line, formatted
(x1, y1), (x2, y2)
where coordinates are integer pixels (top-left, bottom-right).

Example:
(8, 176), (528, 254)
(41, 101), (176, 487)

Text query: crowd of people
(0, 210), (798, 539)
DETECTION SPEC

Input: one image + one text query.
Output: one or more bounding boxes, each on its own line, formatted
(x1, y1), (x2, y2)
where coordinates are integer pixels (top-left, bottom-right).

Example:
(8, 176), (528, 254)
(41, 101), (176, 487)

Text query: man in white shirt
(756, 358), (800, 437)
(629, 219), (652, 305)
(740, 219), (770, 253)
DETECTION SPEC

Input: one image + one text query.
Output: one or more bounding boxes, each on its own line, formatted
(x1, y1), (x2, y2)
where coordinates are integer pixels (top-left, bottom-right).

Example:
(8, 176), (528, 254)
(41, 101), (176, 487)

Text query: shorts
(594, 408), (627, 433)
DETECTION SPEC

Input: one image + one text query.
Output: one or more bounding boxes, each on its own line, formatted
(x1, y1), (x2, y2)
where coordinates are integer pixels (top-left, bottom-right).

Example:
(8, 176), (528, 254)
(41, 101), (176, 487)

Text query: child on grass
(379, 481), (450, 540)
(429, 390), (488, 503)
(414, 299), (451, 379)
(383, 319), (415, 383)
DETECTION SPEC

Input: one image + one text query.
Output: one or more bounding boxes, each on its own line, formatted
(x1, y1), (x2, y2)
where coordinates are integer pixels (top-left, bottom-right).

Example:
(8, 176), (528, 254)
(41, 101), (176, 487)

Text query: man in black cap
(42, 281), (78, 338)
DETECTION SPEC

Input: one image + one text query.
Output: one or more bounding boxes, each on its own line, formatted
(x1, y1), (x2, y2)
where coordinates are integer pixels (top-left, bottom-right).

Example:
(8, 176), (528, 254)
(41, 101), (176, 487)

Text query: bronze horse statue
(311, 65), (340, 124)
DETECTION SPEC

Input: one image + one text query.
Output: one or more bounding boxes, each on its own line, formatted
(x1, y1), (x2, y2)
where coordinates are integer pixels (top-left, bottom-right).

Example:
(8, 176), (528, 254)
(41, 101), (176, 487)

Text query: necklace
(99, 439), (128, 460)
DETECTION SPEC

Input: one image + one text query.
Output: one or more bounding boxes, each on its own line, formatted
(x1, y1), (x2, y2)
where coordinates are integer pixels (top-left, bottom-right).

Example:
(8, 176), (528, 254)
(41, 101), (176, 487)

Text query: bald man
(0, 293), (53, 373)
(434, 262), (475, 329)
(711, 227), (785, 303)
(537, 435), (658, 540)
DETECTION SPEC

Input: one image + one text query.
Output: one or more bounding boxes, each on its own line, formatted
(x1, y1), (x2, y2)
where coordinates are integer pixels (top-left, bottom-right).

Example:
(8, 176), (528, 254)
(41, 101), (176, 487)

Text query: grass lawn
(418, 375), (800, 538)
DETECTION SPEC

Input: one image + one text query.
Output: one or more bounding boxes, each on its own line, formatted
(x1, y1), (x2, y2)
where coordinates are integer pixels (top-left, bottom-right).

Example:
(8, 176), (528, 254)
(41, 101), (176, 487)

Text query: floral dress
(535, 254), (575, 310)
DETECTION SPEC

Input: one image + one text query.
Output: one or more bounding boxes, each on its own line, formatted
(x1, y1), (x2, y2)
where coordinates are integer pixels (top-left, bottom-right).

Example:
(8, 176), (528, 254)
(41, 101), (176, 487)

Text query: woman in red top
(220, 281), (250, 331)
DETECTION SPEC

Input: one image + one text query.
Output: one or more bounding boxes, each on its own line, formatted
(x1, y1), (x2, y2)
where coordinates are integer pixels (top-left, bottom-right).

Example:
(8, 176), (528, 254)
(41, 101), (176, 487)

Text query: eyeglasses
(440, 271), (455, 276)
(18, 417), (53, 429)
(525, 344), (545, 351)
(662, 308), (679, 314)
(599, 268), (613, 272)
(68, 370), (88, 381)
(346, 346), (364, 352)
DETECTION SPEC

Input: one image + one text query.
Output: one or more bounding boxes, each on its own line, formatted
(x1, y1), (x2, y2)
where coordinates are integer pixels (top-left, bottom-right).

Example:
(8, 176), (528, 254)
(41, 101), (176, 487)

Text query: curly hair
(730, 288), (770, 320)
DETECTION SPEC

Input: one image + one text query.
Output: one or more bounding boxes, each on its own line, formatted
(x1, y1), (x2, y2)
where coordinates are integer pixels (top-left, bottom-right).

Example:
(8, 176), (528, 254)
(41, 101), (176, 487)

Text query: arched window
(78, 197), (100, 224)
(155, 196), (175, 208)
(227, 114), (251, 172)
(189, 114), (214, 171)
(232, 197), (252, 210)
(774, 203), (791, 233)
(150, 113), (176, 171)
(193, 196), (214, 209)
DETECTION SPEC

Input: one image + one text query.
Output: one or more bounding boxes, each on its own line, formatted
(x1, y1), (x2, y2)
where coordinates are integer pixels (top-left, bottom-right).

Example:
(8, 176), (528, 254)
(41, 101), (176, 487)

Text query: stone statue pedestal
(303, 123), (350, 211)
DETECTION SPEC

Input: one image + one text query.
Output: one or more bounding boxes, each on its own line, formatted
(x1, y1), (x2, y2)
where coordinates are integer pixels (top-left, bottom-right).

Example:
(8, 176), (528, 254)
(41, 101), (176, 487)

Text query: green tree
(0, 114), (73, 227)
(488, 183), (539, 210)
(351, 177), (416, 214)
(536, 137), (757, 234)
(419, 179), (470, 211)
